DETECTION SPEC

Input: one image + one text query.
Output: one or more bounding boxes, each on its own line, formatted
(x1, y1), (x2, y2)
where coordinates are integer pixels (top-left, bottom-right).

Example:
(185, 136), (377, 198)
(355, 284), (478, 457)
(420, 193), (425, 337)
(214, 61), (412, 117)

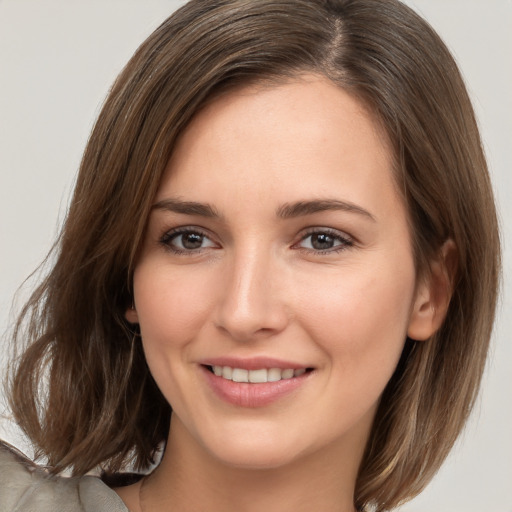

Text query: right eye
(160, 228), (217, 254)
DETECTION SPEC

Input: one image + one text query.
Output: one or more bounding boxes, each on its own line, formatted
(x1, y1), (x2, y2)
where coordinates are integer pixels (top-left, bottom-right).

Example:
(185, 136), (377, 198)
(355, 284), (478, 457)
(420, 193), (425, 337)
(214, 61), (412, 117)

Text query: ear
(407, 239), (457, 341)
(125, 303), (139, 324)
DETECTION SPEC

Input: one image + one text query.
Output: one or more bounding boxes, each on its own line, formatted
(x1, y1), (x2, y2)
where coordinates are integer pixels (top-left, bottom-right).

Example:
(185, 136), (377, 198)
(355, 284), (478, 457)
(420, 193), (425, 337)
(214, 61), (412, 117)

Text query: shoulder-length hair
(8, 1), (500, 510)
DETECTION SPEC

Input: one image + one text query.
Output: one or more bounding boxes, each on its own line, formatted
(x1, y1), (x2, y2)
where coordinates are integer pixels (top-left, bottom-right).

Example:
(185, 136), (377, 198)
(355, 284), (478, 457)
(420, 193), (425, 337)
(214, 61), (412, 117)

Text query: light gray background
(0, 1), (510, 510)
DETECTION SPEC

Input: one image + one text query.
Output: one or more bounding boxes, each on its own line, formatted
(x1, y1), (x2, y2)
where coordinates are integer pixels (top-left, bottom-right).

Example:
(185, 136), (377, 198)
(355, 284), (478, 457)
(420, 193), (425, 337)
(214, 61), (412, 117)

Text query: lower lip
(201, 366), (311, 408)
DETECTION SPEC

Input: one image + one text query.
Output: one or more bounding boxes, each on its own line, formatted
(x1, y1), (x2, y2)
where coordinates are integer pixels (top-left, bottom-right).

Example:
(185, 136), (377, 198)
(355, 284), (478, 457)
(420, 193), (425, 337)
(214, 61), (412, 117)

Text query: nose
(214, 248), (290, 342)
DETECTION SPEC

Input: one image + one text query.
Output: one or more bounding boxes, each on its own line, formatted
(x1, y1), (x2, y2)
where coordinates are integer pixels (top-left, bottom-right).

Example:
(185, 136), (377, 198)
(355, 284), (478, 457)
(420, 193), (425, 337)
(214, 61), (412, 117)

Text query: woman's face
(128, 75), (433, 470)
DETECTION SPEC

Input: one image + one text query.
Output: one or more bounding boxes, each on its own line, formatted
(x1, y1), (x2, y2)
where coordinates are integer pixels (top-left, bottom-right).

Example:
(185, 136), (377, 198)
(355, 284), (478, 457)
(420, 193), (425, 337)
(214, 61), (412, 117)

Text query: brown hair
(8, 1), (500, 510)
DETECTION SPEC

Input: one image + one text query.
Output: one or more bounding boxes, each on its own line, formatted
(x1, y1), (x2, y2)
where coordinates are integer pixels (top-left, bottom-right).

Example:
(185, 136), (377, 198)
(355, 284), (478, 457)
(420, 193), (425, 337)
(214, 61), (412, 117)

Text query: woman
(1, 0), (500, 511)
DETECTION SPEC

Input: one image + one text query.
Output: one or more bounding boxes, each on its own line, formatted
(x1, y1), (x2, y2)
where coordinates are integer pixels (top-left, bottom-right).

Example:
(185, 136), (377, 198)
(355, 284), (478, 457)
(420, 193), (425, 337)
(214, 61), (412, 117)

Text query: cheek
(132, 262), (220, 408)
(295, 263), (416, 432)
(295, 257), (416, 373)
(133, 262), (217, 345)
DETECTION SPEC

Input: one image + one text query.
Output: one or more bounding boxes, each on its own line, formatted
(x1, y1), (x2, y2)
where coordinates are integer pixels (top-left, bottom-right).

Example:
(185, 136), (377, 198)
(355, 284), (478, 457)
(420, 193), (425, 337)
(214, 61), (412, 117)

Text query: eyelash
(159, 227), (216, 255)
(158, 227), (354, 256)
(294, 228), (354, 254)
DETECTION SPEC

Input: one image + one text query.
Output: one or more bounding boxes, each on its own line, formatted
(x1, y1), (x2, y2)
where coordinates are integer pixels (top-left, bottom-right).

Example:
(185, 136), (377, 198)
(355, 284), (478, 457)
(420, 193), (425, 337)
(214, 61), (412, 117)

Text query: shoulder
(0, 441), (129, 512)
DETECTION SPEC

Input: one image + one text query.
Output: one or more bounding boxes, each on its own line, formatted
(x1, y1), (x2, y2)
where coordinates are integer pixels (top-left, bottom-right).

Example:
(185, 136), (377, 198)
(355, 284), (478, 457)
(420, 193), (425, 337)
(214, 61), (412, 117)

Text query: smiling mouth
(205, 365), (312, 383)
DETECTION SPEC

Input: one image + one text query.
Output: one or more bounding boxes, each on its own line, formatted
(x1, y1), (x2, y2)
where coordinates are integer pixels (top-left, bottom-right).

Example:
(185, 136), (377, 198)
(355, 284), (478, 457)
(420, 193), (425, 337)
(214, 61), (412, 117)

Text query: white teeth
(281, 369), (294, 379)
(211, 365), (307, 383)
(267, 368), (282, 382)
(232, 368), (249, 382)
(248, 369), (267, 383)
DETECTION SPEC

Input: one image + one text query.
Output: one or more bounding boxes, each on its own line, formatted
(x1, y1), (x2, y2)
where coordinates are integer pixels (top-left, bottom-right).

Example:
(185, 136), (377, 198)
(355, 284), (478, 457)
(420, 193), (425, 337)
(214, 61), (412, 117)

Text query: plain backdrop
(0, 1), (510, 511)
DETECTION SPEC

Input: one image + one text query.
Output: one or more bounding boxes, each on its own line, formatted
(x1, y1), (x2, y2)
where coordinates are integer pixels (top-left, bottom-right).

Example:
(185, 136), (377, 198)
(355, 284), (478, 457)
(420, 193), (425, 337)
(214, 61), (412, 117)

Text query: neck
(141, 417), (362, 512)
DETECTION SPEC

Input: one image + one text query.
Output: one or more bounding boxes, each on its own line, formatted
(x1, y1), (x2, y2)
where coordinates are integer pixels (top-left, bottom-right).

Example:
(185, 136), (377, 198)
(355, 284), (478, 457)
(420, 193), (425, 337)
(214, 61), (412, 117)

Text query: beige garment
(0, 442), (129, 512)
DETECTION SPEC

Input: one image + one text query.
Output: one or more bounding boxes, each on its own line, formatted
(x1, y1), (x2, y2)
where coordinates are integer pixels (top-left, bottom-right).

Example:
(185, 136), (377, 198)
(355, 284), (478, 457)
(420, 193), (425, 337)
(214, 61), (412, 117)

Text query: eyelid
(159, 226), (220, 254)
(294, 227), (354, 253)
(157, 224), (354, 256)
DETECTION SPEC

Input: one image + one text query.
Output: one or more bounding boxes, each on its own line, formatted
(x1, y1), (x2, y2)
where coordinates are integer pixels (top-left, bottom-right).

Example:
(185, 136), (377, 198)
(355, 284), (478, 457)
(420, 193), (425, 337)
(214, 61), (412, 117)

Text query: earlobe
(407, 239), (457, 341)
(125, 305), (139, 324)
(407, 288), (439, 341)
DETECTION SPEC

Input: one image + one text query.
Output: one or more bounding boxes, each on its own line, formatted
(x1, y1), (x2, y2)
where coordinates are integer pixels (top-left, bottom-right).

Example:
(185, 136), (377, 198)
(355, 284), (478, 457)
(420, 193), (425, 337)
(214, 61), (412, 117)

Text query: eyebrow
(152, 197), (376, 222)
(152, 198), (221, 218)
(277, 199), (376, 222)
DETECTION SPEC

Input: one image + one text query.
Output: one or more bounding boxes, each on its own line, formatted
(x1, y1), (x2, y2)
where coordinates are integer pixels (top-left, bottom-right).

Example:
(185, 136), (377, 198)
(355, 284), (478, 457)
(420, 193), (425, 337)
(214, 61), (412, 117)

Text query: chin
(210, 441), (303, 471)
(194, 421), (310, 470)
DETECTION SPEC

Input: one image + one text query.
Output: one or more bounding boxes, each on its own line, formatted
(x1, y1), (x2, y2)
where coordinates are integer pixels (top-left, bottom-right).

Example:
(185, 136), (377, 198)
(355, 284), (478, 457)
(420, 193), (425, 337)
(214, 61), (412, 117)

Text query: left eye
(163, 230), (217, 251)
(298, 231), (352, 252)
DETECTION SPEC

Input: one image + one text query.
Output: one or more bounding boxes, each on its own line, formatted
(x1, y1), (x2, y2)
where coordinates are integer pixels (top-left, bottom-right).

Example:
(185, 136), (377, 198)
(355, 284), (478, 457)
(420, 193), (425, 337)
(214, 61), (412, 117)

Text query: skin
(119, 75), (447, 512)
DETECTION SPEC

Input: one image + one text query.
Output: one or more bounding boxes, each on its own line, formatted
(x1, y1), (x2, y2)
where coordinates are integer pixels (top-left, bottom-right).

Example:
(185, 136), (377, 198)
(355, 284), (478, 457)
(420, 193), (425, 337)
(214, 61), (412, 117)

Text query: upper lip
(199, 357), (311, 371)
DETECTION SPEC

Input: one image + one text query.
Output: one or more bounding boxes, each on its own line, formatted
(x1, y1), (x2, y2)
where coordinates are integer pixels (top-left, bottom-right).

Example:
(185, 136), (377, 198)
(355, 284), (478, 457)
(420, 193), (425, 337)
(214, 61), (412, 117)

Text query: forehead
(157, 75), (402, 224)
